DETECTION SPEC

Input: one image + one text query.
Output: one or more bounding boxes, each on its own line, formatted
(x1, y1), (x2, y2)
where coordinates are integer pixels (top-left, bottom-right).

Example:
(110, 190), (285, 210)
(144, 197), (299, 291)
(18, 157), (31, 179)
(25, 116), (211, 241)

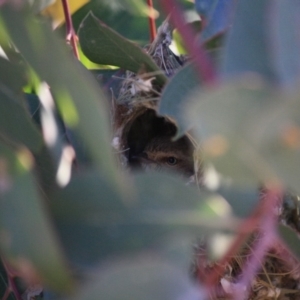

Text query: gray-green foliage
(0, 0), (300, 299)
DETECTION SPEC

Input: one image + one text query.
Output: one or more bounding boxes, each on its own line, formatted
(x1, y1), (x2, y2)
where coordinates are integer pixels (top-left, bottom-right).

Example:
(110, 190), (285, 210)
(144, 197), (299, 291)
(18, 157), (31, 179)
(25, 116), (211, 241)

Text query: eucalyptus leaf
(159, 49), (222, 138)
(270, 0), (300, 89)
(78, 12), (167, 85)
(221, 0), (277, 82)
(0, 89), (42, 152)
(195, 0), (234, 42)
(0, 143), (73, 292)
(28, 0), (56, 13)
(184, 76), (280, 186)
(52, 170), (231, 266)
(71, 258), (205, 300)
(0, 50), (42, 154)
(0, 5), (122, 190)
(0, 56), (28, 92)
(252, 91), (300, 194)
(159, 63), (200, 137)
(217, 184), (260, 218)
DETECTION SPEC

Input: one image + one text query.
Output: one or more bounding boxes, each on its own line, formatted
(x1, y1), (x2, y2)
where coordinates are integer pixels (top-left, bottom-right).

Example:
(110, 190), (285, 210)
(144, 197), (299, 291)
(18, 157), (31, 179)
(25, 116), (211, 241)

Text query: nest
(191, 193), (300, 300)
(111, 19), (300, 300)
(111, 20), (199, 178)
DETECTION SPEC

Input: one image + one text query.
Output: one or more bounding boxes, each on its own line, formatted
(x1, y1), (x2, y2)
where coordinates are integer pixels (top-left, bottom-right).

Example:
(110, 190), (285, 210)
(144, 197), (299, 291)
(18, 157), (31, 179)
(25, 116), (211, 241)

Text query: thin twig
(204, 187), (282, 292)
(147, 0), (157, 42)
(2, 260), (23, 300)
(232, 188), (282, 300)
(61, 0), (79, 59)
(160, 0), (217, 84)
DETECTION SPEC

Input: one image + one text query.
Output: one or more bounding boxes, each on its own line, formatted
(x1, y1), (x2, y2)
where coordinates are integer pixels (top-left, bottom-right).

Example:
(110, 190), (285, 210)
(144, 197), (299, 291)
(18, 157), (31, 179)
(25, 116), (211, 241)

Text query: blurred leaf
(0, 76), (42, 152)
(52, 170), (230, 265)
(78, 12), (167, 85)
(71, 258), (204, 300)
(28, 0), (56, 13)
(278, 225), (300, 260)
(96, 0), (158, 17)
(159, 50), (221, 138)
(123, 0), (159, 17)
(159, 63), (200, 137)
(195, 0), (234, 42)
(270, 0), (300, 89)
(0, 5), (121, 189)
(217, 184), (260, 218)
(0, 56), (28, 92)
(41, 0), (90, 27)
(0, 143), (73, 292)
(252, 91), (300, 195)
(185, 76), (280, 186)
(222, 0), (277, 82)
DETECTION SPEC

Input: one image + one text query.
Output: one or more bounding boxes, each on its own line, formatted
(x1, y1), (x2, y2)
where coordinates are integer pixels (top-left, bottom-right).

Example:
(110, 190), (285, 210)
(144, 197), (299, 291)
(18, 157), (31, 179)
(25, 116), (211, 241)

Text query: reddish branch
(160, 0), (217, 84)
(147, 0), (157, 42)
(204, 187), (282, 298)
(233, 189), (280, 299)
(61, 0), (79, 59)
(2, 260), (22, 300)
(203, 211), (260, 289)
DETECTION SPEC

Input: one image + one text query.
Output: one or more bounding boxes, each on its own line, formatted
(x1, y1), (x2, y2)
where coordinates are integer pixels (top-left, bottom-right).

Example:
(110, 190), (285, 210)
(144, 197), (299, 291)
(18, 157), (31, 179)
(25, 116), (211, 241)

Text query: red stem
(2, 260), (23, 300)
(233, 189), (280, 299)
(204, 187), (282, 291)
(204, 208), (260, 289)
(147, 0), (157, 42)
(61, 0), (79, 59)
(160, 0), (217, 84)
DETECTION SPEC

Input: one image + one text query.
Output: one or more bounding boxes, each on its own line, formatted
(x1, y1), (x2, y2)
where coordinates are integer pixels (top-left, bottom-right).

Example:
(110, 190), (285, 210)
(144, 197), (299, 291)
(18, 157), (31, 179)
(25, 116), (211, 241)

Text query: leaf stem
(160, 0), (217, 84)
(61, 0), (79, 59)
(147, 0), (157, 42)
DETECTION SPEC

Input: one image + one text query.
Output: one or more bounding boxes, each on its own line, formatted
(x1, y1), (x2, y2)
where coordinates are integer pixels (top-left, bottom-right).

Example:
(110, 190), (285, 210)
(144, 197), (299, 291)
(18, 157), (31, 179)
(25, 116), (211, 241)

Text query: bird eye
(167, 157), (177, 165)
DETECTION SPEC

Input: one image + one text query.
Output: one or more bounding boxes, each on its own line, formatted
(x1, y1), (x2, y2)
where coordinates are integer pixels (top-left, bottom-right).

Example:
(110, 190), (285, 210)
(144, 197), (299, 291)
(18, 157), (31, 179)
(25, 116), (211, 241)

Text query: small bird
(130, 135), (194, 177)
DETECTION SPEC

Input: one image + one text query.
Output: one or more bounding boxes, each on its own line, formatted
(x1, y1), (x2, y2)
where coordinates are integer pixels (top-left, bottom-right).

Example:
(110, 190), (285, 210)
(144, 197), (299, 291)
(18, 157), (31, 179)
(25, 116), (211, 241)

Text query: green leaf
(0, 52), (42, 155)
(270, 1), (300, 88)
(71, 258), (204, 300)
(195, 0), (234, 42)
(184, 76), (280, 186)
(159, 63), (200, 137)
(278, 225), (300, 260)
(251, 91), (300, 195)
(0, 143), (73, 292)
(51, 170), (232, 266)
(0, 5), (122, 190)
(222, 0), (277, 82)
(217, 184), (260, 218)
(0, 84), (42, 152)
(0, 56), (28, 92)
(78, 12), (167, 85)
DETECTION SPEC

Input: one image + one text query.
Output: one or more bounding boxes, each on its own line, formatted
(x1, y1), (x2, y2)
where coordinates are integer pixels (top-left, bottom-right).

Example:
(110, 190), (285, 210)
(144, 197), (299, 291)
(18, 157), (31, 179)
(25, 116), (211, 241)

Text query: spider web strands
(160, 0), (217, 85)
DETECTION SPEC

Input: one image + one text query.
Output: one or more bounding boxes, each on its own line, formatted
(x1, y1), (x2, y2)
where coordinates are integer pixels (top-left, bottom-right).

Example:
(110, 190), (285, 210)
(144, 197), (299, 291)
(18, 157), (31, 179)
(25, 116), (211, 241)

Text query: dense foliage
(1, 0), (300, 300)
